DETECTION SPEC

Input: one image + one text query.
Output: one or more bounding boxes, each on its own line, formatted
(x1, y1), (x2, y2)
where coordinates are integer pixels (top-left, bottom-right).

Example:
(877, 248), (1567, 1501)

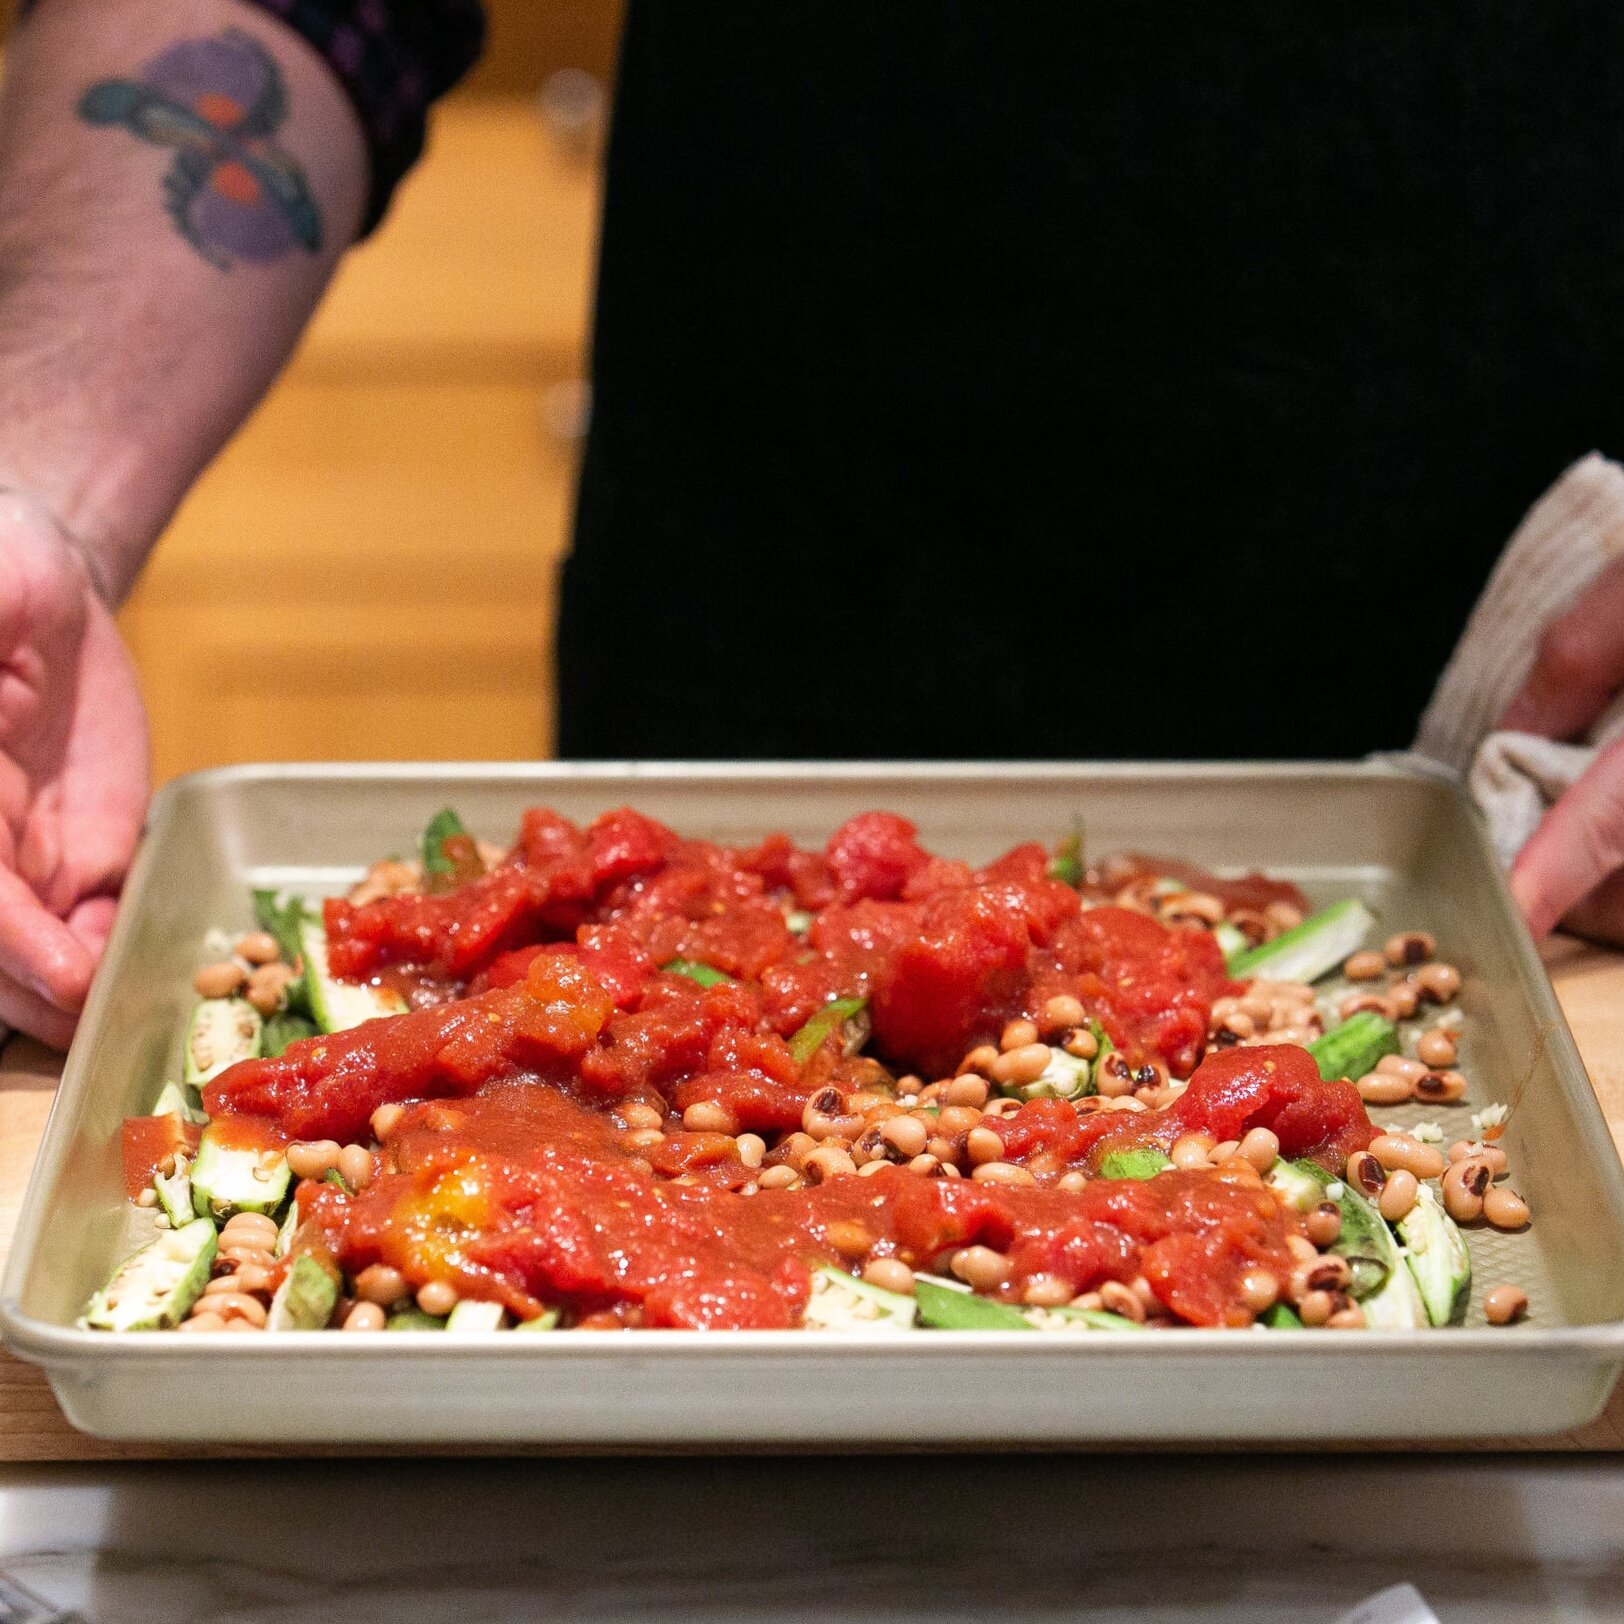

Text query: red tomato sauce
(305, 1076), (1302, 1329)
(201, 807), (1379, 1331)
(120, 1113), (201, 1200)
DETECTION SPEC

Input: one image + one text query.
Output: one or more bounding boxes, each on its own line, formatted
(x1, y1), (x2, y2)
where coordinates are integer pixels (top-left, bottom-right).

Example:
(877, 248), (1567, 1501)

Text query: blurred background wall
(8, 0), (626, 781)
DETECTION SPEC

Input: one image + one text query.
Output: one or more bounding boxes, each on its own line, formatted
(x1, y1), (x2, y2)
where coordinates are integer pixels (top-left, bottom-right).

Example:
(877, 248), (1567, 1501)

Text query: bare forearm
(0, 0), (368, 601)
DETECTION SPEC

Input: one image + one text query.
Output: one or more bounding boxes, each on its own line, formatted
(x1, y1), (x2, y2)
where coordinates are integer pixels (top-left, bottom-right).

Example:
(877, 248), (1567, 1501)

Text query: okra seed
(136, 1187), (158, 1208)
(1056, 1170), (1088, 1193)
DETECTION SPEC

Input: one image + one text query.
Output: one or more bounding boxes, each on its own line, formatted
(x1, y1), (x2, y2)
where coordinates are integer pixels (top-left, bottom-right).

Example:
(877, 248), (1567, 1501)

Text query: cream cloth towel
(1413, 452), (1624, 867)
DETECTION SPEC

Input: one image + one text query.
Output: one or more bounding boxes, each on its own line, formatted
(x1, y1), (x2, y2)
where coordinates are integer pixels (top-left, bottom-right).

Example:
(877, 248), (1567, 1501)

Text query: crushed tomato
(201, 807), (1378, 1331)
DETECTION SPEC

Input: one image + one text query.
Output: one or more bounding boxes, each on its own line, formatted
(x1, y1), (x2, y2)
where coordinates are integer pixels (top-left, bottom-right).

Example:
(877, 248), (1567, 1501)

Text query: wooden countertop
(3, 937), (1623, 1460)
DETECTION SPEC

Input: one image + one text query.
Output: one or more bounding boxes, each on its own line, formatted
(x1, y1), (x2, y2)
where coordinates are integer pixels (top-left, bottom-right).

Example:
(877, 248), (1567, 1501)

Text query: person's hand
(1501, 555), (1624, 944)
(0, 496), (148, 1046)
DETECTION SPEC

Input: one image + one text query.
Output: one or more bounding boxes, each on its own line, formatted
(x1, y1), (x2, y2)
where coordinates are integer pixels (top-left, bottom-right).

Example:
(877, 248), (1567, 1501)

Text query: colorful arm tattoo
(78, 30), (323, 271)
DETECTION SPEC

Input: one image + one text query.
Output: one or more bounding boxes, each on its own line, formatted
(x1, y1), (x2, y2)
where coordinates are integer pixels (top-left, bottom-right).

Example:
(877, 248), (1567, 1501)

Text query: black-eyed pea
(194, 961), (247, 1000)
(862, 1258), (916, 1295)
(1413, 1070), (1468, 1105)
(1414, 963), (1462, 1004)
(990, 1043), (1053, 1088)
(1378, 1169), (1420, 1222)
(1238, 1127), (1280, 1173)
(338, 1144), (375, 1191)
(957, 1044), (1000, 1077)
(1305, 1201), (1342, 1248)
(1442, 1157), (1493, 1222)
(1041, 994), (1087, 1032)
(950, 1245), (1013, 1292)
(999, 1019), (1040, 1052)
(1368, 1134), (1446, 1180)
(1170, 1132), (1215, 1170)
(1356, 1072), (1414, 1106)
(234, 931), (282, 966)
(343, 1302), (387, 1332)
(943, 1074), (990, 1108)
(1387, 981), (1421, 1019)
(1484, 1285), (1529, 1325)
(287, 1140), (342, 1180)
(965, 1126), (1006, 1166)
(970, 1161), (1036, 1187)
(1343, 949), (1386, 982)
(1483, 1185), (1531, 1231)
(1384, 931), (1436, 967)
(416, 1280), (459, 1317)
(1097, 1280), (1146, 1323)
(1416, 1029), (1458, 1069)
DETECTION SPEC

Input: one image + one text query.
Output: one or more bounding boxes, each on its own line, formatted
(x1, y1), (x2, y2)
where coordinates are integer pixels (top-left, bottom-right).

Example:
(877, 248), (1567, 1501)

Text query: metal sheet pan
(4, 760), (1623, 1445)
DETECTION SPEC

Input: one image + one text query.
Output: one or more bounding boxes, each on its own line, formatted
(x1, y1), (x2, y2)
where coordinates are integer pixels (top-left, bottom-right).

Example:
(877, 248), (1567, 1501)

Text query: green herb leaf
(661, 958), (735, 988)
(421, 807), (468, 877)
(789, 995), (869, 1066)
(251, 891), (314, 1018)
(261, 1011), (318, 1058)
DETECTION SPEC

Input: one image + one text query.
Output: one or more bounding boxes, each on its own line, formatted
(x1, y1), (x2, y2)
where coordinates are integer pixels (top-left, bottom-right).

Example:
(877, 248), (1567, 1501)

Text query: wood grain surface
(2, 939), (1622, 1461)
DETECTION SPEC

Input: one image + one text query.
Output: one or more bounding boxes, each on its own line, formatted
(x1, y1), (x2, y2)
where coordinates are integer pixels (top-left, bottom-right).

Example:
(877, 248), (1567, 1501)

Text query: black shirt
(561, 3), (1624, 760)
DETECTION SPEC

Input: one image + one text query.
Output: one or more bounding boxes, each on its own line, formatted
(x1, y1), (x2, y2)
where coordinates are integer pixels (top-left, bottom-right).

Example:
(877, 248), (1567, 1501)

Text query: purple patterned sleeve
(22, 0), (486, 233)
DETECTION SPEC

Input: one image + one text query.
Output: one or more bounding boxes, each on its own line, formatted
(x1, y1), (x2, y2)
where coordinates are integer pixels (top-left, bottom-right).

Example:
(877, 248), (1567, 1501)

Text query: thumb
(1510, 734), (1624, 937)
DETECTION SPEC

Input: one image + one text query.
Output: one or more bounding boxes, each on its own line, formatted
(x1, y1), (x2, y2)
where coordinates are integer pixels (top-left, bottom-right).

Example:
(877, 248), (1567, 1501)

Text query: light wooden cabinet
(118, 96), (603, 782)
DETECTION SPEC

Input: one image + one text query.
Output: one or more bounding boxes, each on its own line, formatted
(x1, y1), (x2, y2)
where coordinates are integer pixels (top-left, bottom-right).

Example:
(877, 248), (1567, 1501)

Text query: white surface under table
(0, 1455), (1620, 1622)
